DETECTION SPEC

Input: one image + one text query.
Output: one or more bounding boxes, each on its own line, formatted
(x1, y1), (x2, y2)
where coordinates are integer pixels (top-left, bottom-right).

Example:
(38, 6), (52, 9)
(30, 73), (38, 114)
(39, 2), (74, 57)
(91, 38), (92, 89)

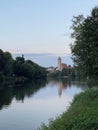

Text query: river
(0, 79), (87, 130)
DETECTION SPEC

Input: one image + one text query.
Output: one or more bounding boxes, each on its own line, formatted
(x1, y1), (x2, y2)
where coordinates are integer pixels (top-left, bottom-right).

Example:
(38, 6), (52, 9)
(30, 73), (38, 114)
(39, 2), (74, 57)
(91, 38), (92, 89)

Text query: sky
(0, 0), (98, 55)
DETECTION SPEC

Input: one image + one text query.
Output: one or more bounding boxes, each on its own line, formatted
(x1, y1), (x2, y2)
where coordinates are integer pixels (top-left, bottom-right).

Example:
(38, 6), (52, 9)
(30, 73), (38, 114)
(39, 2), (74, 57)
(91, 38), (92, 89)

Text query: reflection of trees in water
(0, 79), (47, 110)
(71, 80), (88, 90)
(47, 78), (87, 97)
(0, 78), (87, 110)
(0, 88), (13, 110)
(47, 78), (71, 88)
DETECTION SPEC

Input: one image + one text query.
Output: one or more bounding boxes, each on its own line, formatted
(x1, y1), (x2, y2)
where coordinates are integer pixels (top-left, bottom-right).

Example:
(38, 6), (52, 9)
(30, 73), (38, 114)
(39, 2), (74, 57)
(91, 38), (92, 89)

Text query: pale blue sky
(0, 0), (97, 54)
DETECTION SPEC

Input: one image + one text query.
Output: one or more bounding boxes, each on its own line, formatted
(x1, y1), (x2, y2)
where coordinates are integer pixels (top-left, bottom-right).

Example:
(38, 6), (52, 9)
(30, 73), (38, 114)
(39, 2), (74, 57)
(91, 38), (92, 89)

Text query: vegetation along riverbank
(0, 49), (47, 88)
(39, 87), (98, 130)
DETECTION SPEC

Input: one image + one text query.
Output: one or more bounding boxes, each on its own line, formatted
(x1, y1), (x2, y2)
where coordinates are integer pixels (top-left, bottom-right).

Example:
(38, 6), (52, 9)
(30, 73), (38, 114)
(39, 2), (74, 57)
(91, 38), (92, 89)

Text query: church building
(57, 57), (68, 71)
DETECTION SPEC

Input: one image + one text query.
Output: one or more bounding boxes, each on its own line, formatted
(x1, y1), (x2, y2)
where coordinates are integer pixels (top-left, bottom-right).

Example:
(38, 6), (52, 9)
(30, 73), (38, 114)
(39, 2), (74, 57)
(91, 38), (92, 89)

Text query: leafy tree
(15, 56), (25, 64)
(13, 56), (47, 80)
(0, 49), (47, 87)
(71, 7), (98, 78)
(0, 50), (13, 76)
(3, 52), (14, 75)
(0, 49), (5, 71)
(61, 68), (69, 76)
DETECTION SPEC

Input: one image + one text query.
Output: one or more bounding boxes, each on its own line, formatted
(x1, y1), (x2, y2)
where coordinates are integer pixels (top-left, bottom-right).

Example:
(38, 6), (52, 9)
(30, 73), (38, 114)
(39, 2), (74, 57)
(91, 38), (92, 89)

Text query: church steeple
(58, 57), (62, 71)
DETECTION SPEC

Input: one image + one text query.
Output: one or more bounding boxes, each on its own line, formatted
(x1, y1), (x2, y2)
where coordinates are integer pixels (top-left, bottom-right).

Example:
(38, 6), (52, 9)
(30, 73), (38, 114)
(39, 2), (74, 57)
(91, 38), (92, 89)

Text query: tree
(62, 68), (69, 76)
(0, 49), (47, 87)
(0, 49), (5, 71)
(71, 7), (98, 78)
(3, 52), (13, 75)
(0, 50), (13, 75)
(13, 57), (47, 80)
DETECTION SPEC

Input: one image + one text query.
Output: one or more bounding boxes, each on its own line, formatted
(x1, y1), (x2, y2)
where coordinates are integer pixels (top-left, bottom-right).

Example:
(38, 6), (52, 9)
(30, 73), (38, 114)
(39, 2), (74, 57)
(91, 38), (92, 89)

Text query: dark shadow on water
(0, 79), (47, 110)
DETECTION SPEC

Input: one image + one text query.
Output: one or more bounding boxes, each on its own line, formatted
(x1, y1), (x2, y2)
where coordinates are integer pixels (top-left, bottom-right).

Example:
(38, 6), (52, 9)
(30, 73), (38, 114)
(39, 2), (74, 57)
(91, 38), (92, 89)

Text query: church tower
(58, 57), (62, 71)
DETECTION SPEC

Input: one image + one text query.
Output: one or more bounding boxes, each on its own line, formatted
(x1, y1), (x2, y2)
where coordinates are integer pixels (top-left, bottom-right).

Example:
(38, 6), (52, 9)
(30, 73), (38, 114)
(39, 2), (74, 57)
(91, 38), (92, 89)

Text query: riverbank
(39, 87), (98, 130)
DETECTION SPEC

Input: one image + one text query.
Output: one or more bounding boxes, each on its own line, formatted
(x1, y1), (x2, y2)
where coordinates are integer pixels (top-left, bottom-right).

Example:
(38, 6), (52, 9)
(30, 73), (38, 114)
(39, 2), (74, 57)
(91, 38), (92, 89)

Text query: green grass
(39, 87), (98, 130)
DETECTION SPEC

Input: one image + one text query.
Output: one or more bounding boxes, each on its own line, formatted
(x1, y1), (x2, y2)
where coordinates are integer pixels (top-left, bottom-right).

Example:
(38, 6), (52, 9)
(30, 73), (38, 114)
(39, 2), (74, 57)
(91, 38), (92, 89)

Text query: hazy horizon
(12, 53), (73, 67)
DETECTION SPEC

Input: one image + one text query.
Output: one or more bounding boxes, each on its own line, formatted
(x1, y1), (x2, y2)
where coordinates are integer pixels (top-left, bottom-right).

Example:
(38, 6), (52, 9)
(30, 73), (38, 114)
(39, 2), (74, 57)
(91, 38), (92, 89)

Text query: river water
(0, 79), (87, 130)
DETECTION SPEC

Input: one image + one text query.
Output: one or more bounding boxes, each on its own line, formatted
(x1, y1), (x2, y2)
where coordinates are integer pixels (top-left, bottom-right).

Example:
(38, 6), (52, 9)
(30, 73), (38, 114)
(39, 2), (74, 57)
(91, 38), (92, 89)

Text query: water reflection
(0, 78), (88, 111)
(49, 79), (71, 97)
(0, 79), (86, 130)
(58, 81), (62, 97)
(0, 80), (47, 110)
(48, 78), (87, 98)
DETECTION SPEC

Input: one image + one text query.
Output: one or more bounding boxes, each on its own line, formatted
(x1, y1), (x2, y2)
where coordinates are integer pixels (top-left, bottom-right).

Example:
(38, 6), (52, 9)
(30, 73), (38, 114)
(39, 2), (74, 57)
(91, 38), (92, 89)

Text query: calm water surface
(0, 79), (86, 130)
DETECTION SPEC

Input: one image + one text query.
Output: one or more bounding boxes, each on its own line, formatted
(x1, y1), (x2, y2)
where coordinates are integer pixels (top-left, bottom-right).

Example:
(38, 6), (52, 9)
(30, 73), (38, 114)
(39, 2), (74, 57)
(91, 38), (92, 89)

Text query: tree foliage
(0, 49), (47, 87)
(71, 7), (98, 78)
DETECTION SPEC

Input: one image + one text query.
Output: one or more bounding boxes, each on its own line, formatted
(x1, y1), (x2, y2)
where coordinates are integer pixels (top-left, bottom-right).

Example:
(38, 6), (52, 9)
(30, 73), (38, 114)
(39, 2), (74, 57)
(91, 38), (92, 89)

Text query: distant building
(57, 57), (71, 71)
(46, 57), (72, 73)
(46, 66), (55, 73)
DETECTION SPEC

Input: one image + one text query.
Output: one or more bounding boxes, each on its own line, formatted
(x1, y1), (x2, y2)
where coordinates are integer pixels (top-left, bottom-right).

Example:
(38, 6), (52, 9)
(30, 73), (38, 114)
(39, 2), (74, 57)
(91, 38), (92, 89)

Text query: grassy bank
(39, 87), (98, 130)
